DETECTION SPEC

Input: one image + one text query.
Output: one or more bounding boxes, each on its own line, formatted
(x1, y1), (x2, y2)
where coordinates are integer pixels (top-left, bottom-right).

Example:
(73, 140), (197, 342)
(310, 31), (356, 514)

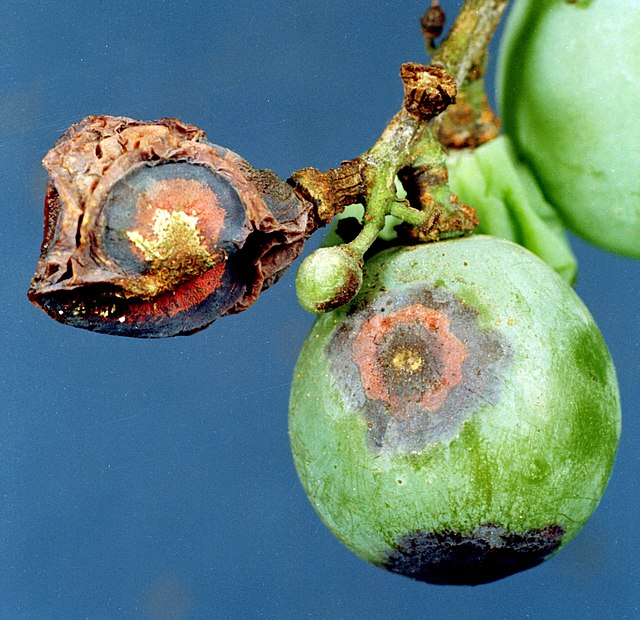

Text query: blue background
(1, 1), (638, 617)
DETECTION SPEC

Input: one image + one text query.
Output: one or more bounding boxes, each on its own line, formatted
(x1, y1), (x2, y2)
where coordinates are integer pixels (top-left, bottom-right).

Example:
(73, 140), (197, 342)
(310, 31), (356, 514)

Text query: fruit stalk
(433, 0), (510, 87)
(294, 0), (510, 312)
(292, 0), (509, 247)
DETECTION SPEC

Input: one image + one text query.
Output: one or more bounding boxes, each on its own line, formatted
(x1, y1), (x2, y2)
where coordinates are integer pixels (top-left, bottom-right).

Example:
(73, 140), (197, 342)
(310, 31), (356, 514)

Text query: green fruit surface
(289, 236), (620, 584)
(498, 0), (640, 257)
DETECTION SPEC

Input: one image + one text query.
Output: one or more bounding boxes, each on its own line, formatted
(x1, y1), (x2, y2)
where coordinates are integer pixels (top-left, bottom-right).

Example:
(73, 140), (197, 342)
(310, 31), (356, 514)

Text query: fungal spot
(328, 284), (510, 454)
(391, 347), (423, 372)
(125, 206), (222, 298)
(384, 524), (565, 585)
(353, 305), (468, 416)
(102, 163), (242, 284)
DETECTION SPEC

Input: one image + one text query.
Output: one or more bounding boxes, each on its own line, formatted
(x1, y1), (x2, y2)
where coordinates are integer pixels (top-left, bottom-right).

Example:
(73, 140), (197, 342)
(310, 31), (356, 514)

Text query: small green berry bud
(296, 246), (363, 313)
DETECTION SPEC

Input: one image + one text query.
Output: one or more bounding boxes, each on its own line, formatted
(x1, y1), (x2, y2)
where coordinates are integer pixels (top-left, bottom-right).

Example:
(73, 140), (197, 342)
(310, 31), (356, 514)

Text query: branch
(293, 0), (510, 313)
(290, 0), (509, 248)
(433, 0), (510, 87)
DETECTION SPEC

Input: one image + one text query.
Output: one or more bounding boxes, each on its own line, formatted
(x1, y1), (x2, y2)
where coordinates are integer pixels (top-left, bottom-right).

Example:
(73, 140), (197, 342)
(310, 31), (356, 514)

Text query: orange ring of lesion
(122, 178), (227, 298)
(352, 303), (468, 415)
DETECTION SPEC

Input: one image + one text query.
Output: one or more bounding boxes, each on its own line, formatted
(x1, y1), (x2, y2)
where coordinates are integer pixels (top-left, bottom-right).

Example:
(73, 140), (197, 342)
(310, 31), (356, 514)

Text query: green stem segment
(434, 0), (510, 87)
(333, 0), (509, 258)
(294, 0), (511, 312)
(347, 211), (389, 259)
(389, 201), (429, 227)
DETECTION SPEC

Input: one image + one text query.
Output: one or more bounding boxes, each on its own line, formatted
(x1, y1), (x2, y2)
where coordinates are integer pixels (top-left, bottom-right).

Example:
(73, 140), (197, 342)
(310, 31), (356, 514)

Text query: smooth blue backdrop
(1, 1), (638, 618)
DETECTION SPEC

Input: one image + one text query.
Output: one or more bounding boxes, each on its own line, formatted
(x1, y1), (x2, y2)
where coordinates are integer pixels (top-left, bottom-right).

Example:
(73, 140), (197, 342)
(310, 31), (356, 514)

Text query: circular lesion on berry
(113, 175), (228, 298)
(354, 306), (468, 417)
(328, 284), (510, 454)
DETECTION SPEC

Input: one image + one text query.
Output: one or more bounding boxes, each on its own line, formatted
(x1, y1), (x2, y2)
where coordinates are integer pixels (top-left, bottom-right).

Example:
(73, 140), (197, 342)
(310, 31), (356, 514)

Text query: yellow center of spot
(391, 347), (424, 372)
(124, 208), (222, 298)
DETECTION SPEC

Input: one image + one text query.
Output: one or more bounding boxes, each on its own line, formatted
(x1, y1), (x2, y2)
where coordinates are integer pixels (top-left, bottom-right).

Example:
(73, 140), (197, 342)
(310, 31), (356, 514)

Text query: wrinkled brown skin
(289, 160), (368, 225)
(28, 116), (315, 337)
(400, 63), (457, 122)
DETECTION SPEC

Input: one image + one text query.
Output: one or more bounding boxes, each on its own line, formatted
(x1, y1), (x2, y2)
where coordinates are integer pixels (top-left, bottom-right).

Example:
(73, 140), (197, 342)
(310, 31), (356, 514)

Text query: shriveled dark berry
(29, 115), (314, 337)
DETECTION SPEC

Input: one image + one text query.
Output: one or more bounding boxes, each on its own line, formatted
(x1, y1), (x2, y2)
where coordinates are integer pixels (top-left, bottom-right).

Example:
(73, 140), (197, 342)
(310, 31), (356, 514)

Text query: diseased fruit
(498, 0), (640, 257)
(28, 115), (314, 337)
(289, 236), (620, 585)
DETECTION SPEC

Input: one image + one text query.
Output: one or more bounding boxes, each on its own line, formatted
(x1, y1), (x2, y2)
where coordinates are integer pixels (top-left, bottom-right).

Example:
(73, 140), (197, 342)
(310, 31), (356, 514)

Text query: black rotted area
(384, 524), (565, 585)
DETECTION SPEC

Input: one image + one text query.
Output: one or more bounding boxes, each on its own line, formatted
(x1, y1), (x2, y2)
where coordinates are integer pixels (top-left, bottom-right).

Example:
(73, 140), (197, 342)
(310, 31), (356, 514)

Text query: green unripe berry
(498, 0), (640, 257)
(296, 246), (363, 314)
(290, 236), (620, 585)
